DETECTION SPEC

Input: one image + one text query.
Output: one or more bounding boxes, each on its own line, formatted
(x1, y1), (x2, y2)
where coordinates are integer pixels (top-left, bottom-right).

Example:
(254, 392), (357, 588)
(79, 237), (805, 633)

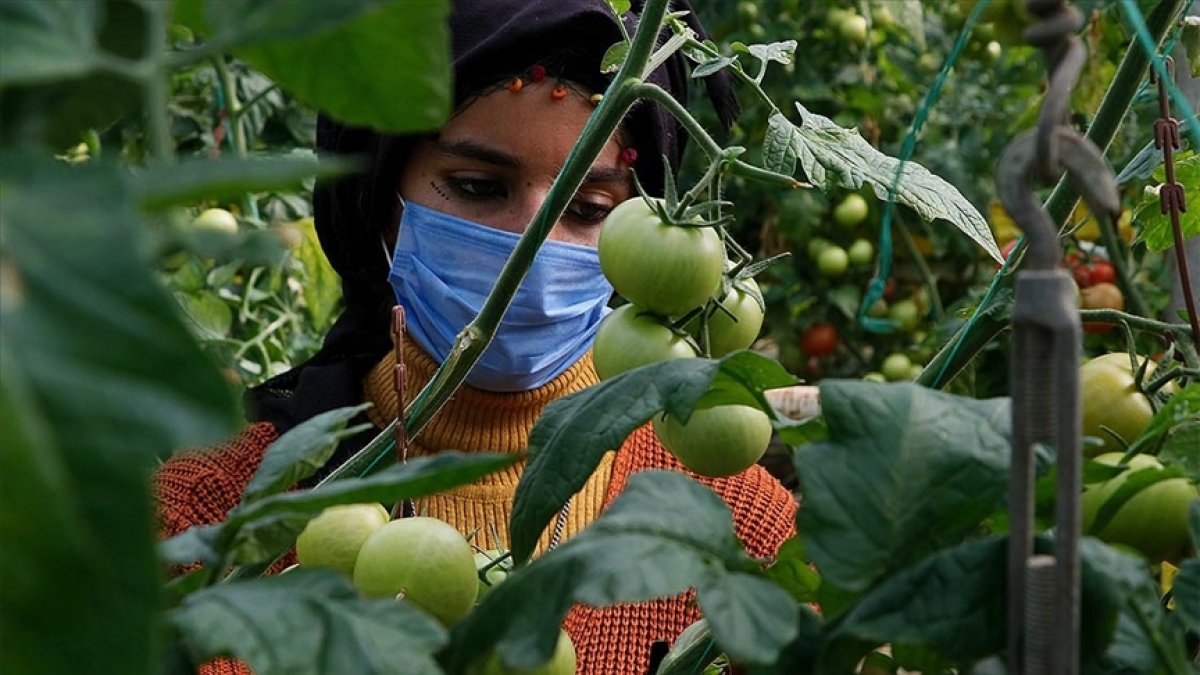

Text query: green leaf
(774, 416), (827, 447)
(510, 352), (795, 565)
(693, 55), (736, 78)
(1135, 152), (1199, 252)
(159, 523), (224, 567)
(177, 292), (233, 340)
(1080, 538), (1174, 671)
(601, 41), (630, 74)
(1189, 499), (1200, 549)
(604, 0), (631, 16)
(1128, 383), (1199, 455)
(226, 452), (517, 564)
(698, 572), (799, 665)
(0, 0), (101, 86)
(170, 569), (447, 675)
(822, 537), (1006, 668)
(1, 156), (237, 675)
(0, 337), (155, 675)
(1176, 557), (1200, 633)
(232, 1), (451, 134)
(794, 381), (1010, 592)
(1159, 421), (1200, 480)
(176, 0), (386, 46)
(447, 472), (798, 671)
(656, 620), (719, 675)
(743, 605), (825, 675)
(240, 404), (373, 505)
(765, 537), (821, 604)
(291, 216), (341, 331)
(0, 155), (239, 455)
(764, 108), (999, 262)
(733, 40), (797, 67)
(129, 155), (355, 211)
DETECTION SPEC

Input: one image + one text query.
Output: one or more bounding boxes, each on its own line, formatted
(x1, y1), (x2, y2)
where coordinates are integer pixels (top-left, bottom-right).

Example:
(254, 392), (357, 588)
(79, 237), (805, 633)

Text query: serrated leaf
(1135, 152), (1199, 252)
(129, 156), (355, 211)
(794, 381), (1010, 592)
(765, 108), (999, 262)
(241, 404), (372, 505)
(170, 569), (446, 675)
(509, 352), (795, 564)
(445, 472), (799, 672)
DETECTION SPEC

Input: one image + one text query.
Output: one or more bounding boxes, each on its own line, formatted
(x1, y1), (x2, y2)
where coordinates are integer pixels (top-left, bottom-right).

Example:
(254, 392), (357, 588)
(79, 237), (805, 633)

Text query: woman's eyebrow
(583, 166), (630, 184)
(434, 139), (521, 168)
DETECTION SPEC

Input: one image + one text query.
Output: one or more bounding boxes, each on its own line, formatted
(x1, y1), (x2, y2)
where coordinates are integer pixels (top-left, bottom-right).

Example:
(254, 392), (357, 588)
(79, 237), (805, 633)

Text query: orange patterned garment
(154, 349), (796, 675)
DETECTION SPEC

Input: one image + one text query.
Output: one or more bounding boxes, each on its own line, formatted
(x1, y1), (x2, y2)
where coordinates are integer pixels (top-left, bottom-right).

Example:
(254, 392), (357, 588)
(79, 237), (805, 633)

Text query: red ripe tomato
(1089, 260), (1116, 285)
(800, 323), (838, 358)
(1072, 264), (1094, 289)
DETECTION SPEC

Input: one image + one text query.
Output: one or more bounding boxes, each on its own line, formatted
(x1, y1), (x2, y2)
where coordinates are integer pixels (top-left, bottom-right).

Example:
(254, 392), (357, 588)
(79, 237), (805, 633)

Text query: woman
(156, 1), (796, 672)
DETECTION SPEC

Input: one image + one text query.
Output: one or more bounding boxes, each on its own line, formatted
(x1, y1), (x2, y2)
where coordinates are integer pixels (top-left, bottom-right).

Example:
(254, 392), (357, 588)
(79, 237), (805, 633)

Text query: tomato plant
(652, 404), (773, 478)
(598, 197), (725, 317)
(592, 304), (698, 380)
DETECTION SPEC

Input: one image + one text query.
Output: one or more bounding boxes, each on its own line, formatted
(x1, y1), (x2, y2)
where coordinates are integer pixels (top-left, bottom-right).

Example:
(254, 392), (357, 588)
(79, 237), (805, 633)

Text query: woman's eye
(446, 177), (505, 200)
(567, 200), (613, 223)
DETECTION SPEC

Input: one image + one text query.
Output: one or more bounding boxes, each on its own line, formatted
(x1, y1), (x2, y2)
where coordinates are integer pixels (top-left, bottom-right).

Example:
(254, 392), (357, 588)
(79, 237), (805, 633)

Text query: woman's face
(397, 79), (632, 247)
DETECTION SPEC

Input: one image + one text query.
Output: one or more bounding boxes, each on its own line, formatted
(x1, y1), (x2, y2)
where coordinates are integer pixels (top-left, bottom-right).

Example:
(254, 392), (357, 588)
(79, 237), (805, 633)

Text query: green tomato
(474, 629), (576, 675)
(881, 353), (912, 381)
(1082, 453), (1199, 563)
(592, 304), (697, 380)
(192, 207), (238, 235)
(817, 246), (849, 278)
(863, 372), (887, 383)
(688, 278), (765, 357)
(653, 404), (773, 478)
(296, 503), (390, 579)
(1080, 353), (1159, 457)
(834, 194), (869, 227)
(888, 298), (920, 333)
(847, 238), (874, 267)
(353, 517), (478, 626)
(837, 13), (869, 45)
(599, 198), (724, 317)
(806, 236), (834, 261)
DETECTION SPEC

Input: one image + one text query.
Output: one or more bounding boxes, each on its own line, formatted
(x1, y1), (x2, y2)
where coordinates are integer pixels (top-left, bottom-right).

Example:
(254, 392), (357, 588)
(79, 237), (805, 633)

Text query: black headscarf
(247, 0), (737, 432)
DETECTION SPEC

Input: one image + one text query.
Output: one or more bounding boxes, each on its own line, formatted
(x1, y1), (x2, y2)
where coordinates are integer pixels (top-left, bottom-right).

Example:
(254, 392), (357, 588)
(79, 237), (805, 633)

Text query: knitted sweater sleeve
(154, 423), (280, 675)
(154, 422), (280, 541)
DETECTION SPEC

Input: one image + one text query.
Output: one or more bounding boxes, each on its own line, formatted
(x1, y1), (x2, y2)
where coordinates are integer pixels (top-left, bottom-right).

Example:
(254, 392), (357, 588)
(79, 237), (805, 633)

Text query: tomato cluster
(1066, 253), (1123, 334)
(594, 197), (773, 478)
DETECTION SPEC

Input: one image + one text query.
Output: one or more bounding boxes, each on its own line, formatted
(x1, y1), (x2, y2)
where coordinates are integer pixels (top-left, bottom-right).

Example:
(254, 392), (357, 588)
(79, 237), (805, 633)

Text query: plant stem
(143, 1), (172, 163)
(918, 0), (1184, 389)
(1097, 208), (1152, 318)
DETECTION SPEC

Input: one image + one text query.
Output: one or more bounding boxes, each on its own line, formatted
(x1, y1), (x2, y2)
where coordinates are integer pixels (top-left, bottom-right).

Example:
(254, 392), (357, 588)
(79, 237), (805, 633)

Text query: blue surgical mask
(386, 201), (613, 392)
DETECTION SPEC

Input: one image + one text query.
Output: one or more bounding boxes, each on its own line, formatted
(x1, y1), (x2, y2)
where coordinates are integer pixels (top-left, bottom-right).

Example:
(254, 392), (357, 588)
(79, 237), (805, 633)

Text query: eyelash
(443, 177), (614, 224)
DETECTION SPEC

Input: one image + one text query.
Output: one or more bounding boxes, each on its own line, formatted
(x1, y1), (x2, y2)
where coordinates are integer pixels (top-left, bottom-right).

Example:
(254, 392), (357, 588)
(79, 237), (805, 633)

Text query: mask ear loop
(382, 194), (407, 266)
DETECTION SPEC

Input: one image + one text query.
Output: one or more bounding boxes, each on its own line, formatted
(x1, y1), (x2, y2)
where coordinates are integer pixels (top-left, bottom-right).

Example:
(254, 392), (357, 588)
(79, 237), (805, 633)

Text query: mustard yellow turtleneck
(362, 339), (613, 554)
